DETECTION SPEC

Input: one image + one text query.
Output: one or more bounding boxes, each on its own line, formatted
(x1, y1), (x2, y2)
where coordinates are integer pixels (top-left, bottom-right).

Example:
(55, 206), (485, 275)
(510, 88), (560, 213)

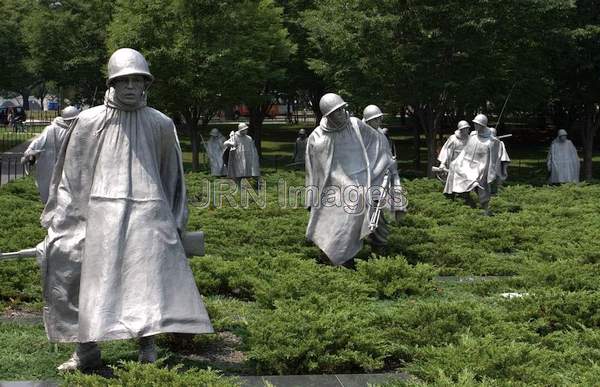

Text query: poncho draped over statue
(437, 130), (468, 169)
(293, 136), (307, 164)
(40, 89), (213, 343)
(24, 117), (71, 203)
(224, 132), (260, 178)
(547, 138), (580, 183)
(207, 133), (227, 176)
(305, 116), (396, 265)
(444, 129), (502, 198)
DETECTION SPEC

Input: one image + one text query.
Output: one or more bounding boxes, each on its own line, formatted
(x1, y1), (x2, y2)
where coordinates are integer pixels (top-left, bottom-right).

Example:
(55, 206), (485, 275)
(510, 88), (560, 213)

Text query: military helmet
(61, 106), (80, 122)
(473, 114), (488, 127)
(238, 122), (249, 131)
(209, 128), (220, 137)
(106, 48), (154, 86)
(319, 93), (347, 117)
(299, 129), (306, 135)
(363, 105), (383, 122)
(457, 120), (470, 131)
(558, 129), (568, 137)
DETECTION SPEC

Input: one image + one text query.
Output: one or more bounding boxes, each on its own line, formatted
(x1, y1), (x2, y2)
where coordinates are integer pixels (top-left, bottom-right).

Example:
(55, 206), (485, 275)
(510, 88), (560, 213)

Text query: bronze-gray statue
(40, 48), (213, 371)
(306, 94), (405, 267)
(21, 106), (79, 203)
(547, 129), (580, 183)
(437, 120), (470, 171)
(292, 128), (308, 164)
(207, 128), (227, 176)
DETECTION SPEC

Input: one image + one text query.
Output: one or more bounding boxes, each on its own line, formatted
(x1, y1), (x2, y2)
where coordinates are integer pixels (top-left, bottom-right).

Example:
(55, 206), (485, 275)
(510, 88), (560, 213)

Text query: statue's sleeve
(24, 128), (49, 157)
(161, 124), (188, 232)
(437, 138), (453, 168)
(304, 137), (316, 208)
(546, 145), (553, 171)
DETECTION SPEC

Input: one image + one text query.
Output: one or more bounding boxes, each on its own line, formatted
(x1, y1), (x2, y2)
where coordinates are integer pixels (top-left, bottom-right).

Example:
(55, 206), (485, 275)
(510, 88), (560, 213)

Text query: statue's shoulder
(145, 107), (174, 128)
(76, 105), (107, 123)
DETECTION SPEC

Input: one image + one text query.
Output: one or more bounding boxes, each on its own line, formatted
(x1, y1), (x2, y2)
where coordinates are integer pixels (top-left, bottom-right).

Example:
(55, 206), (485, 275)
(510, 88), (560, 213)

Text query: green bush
(61, 362), (240, 386)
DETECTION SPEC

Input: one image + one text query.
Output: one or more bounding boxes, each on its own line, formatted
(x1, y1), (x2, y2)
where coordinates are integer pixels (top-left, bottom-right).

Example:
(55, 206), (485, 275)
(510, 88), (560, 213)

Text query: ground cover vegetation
(1, 124), (600, 385)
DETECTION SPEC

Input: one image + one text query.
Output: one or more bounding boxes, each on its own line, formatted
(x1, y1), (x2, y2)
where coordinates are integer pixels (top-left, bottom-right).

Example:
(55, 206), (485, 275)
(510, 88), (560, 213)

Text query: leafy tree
(548, 0), (600, 180)
(108, 0), (293, 168)
(303, 0), (570, 175)
(0, 0), (36, 109)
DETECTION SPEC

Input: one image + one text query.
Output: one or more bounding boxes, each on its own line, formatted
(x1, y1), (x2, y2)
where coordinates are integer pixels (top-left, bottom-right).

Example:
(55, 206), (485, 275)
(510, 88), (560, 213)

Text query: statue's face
(459, 127), (470, 137)
(474, 123), (486, 133)
(367, 117), (383, 129)
(112, 75), (146, 106)
(328, 106), (348, 127)
(559, 135), (567, 142)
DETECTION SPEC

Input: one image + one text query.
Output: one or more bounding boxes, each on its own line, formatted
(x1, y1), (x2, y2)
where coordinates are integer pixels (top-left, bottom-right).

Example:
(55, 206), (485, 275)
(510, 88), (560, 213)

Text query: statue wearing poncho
(207, 128), (227, 176)
(224, 123), (260, 178)
(547, 129), (580, 183)
(41, 78), (213, 343)
(22, 107), (79, 203)
(437, 121), (471, 170)
(305, 95), (395, 265)
(292, 129), (308, 164)
(444, 114), (503, 211)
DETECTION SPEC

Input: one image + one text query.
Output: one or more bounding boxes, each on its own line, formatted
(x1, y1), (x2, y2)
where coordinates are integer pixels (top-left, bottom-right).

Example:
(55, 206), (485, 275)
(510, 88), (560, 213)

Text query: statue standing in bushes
(292, 128), (308, 164)
(41, 48), (213, 371)
(21, 106), (80, 203)
(437, 120), (470, 172)
(547, 129), (580, 183)
(305, 94), (405, 267)
(489, 127), (511, 193)
(444, 114), (503, 215)
(363, 105), (397, 159)
(207, 128), (227, 176)
(224, 122), (261, 184)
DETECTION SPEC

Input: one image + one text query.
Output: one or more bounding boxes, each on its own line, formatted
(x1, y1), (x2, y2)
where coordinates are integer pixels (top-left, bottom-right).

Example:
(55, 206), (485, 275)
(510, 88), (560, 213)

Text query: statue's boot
(138, 335), (157, 363)
(57, 342), (101, 372)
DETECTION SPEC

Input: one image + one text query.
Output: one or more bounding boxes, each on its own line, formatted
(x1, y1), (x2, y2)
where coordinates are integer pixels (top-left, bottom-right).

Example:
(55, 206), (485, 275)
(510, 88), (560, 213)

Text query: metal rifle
(431, 165), (449, 183)
(368, 172), (390, 231)
(0, 231), (206, 262)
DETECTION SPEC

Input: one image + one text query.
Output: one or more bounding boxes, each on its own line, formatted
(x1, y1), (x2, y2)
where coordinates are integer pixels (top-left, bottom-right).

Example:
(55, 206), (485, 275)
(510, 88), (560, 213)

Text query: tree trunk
(309, 87), (324, 126)
(582, 104), (599, 181)
(182, 111), (201, 172)
(249, 105), (266, 157)
(20, 89), (30, 111)
(414, 105), (439, 177)
(413, 120), (421, 170)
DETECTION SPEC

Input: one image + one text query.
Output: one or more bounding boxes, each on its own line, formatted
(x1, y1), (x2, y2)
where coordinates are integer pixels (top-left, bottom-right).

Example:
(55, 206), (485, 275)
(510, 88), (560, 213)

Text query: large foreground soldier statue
(21, 106), (80, 203)
(305, 93), (405, 267)
(41, 48), (213, 371)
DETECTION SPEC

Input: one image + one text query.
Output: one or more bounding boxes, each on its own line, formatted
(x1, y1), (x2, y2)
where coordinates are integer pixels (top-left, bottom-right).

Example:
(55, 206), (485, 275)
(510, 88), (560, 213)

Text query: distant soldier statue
(363, 105), (397, 159)
(444, 114), (503, 215)
(292, 128), (308, 164)
(547, 129), (580, 183)
(41, 48), (213, 371)
(21, 106), (79, 203)
(489, 127), (511, 193)
(206, 128), (227, 176)
(223, 122), (261, 185)
(306, 94), (405, 268)
(437, 120), (471, 172)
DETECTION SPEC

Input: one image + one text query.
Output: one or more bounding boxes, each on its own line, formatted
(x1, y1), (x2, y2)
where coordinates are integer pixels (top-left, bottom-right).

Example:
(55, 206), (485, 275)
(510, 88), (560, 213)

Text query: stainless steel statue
(21, 106), (79, 203)
(443, 114), (504, 215)
(207, 128), (227, 176)
(547, 129), (580, 183)
(489, 127), (511, 193)
(224, 123), (260, 180)
(363, 105), (397, 158)
(292, 128), (308, 164)
(305, 94), (405, 267)
(437, 120), (470, 171)
(40, 48), (213, 371)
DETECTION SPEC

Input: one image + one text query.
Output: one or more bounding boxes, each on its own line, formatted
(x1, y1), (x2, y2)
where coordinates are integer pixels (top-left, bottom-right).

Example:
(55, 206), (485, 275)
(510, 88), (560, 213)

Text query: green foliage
(3, 167), (600, 384)
(61, 362), (240, 387)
